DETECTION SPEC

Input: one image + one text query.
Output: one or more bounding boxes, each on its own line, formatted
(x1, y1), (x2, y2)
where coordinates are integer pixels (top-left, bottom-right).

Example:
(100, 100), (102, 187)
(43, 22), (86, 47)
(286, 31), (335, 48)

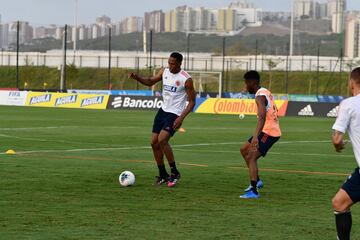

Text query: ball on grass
(119, 171), (135, 187)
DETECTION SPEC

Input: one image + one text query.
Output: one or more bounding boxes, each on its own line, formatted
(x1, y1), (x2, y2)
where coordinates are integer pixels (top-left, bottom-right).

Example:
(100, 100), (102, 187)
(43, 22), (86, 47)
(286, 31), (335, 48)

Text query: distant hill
(16, 30), (342, 57)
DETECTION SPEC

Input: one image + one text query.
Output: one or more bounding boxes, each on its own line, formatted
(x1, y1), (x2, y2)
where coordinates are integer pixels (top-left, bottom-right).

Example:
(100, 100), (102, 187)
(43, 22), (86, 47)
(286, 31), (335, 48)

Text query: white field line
(2, 140), (340, 156)
(0, 133), (135, 147)
(0, 125), (333, 133)
(0, 126), (142, 131)
(172, 148), (354, 158)
(0, 126), (148, 147)
(0, 126), (79, 131)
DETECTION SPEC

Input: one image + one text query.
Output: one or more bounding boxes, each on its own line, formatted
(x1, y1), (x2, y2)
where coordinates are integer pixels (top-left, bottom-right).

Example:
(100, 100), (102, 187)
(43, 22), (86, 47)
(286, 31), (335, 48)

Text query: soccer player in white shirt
(332, 67), (360, 240)
(128, 52), (196, 187)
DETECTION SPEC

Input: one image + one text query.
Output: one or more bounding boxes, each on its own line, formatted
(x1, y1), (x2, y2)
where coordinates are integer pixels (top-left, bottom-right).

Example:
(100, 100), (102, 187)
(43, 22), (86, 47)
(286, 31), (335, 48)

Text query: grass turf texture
(0, 106), (358, 239)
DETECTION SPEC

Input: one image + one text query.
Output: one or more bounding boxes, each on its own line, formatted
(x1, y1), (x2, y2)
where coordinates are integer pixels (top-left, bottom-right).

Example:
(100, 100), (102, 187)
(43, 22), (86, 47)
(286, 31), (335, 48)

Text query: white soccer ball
(119, 171), (135, 187)
(239, 114), (245, 120)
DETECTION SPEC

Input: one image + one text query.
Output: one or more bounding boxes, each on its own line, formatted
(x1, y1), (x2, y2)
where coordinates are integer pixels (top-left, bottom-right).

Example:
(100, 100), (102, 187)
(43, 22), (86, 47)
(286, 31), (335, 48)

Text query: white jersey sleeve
(332, 101), (351, 134)
(332, 95), (360, 167)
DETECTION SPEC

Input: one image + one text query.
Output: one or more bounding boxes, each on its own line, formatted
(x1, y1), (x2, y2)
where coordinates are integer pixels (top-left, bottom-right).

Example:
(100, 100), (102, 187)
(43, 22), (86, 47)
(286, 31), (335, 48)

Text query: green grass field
(0, 106), (359, 240)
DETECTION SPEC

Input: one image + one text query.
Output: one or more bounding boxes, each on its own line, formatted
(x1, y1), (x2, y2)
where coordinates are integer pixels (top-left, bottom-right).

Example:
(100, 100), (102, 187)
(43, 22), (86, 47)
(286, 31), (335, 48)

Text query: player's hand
(173, 117), (184, 130)
(334, 140), (345, 153)
(128, 72), (137, 80)
(250, 138), (259, 152)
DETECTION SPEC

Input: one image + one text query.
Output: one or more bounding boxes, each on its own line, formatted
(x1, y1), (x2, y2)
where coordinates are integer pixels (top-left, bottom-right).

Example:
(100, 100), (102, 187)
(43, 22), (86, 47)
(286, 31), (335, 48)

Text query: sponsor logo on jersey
(298, 105), (314, 116)
(55, 95), (77, 106)
(80, 96), (104, 107)
(29, 94), (52, 105)
(163, 85), (177, 93)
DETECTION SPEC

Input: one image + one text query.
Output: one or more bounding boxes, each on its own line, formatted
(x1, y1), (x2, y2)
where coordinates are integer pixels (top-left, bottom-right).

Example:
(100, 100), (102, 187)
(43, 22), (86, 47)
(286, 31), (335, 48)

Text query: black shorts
(342, 167), (360, 203)
(152, 108), (179, 136)
(248, 132), (280, 157)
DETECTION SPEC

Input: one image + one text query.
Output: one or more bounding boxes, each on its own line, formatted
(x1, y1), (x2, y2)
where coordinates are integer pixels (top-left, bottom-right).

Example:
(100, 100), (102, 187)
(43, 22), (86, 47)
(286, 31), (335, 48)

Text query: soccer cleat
(240, 190), (260, 199)
(154, 176), (168, 186)
(167, 172), (181, 187)
(244, 180), (264, 192)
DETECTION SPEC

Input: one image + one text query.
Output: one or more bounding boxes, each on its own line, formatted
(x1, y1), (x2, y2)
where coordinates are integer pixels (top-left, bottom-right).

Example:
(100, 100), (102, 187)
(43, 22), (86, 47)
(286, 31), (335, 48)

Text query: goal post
(187, 71), (222, 98)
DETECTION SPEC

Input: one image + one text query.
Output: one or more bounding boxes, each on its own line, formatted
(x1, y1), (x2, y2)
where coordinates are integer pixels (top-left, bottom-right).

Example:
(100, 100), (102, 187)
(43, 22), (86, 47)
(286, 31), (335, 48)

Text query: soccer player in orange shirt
(240, 71), (282, 199)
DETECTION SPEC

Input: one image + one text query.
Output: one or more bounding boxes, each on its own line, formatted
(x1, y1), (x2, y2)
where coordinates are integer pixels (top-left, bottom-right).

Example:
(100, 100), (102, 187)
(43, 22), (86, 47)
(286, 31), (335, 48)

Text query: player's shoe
(244, 180), (264, 192)
(167, 172), (181, 187)
(240, 190), (260, 199)
(154, 176), (168, 186)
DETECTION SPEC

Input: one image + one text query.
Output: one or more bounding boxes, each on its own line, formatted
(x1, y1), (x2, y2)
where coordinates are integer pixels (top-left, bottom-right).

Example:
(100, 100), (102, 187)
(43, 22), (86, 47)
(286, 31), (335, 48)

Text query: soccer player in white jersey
(332, 67), (360, 240)
(128, 52), (196, 187)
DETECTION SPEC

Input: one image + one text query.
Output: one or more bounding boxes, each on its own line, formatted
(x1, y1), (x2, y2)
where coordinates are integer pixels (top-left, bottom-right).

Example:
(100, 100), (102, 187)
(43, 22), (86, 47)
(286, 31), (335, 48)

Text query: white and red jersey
(162, 68), (191, 116)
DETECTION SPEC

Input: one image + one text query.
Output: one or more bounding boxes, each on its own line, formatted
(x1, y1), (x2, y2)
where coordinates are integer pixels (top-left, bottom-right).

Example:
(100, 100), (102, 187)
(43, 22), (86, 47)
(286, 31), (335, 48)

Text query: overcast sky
(0, 0), (358, 25)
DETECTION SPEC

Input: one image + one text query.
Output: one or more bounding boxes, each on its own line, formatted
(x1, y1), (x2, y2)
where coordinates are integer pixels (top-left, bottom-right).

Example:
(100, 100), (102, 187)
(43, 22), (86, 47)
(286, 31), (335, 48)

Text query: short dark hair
(170, 52), (183, 63)
(244, 70), (260, 83)
(351, 67), (360, 85)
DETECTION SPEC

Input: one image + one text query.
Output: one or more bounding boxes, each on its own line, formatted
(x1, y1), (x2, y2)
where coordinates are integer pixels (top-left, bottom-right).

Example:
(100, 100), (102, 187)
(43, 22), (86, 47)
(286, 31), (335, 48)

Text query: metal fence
(1, 22), (360, 96)
(1, 50), (360, 73)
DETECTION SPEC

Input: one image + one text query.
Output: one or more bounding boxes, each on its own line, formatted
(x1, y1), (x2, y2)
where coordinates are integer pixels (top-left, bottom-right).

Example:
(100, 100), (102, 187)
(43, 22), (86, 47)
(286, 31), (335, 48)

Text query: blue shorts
(152, 108), (179, 136)
(248, 132), (280, 157)
(342, 167), (360, 203)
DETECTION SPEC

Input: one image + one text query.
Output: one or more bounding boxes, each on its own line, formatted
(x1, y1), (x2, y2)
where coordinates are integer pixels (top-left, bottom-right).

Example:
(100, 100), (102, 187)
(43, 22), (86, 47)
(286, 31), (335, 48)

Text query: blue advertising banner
(317, 95), (345, 103)
(68, 89), (153, 96)
(289, 94), (319, 102)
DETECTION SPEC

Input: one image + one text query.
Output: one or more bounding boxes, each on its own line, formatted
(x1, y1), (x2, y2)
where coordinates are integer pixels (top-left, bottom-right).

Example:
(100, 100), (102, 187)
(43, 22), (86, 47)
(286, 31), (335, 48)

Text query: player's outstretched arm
(172, 78), (196, 130)
(128, 68), (164, 87)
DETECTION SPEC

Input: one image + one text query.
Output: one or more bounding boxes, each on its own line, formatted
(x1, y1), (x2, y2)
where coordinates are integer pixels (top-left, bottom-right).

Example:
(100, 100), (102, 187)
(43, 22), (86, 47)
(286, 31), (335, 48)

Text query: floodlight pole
(16, 21), (20, 89)
(290, 0), (294, 56)
(316, 44), (320, 96)
(285, 42), (290, 94)
(255, 39), (258, 70)
(108, 27), (112, 90)
(149, 30), (153, 75)
(222, 37), (226, 94)
(339, 48), (343, 96)
(60, 25), (68, 92)
(186, 33), (191, 70)
(73, 0), (78, 63)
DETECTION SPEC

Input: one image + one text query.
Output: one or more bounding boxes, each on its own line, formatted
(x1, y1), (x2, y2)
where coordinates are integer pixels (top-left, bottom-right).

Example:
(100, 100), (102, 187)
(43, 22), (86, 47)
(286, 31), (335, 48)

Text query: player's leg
(241, 140), (263, 192)
(247, 151), (262, 184)
(158, 130), (180, 187)
(240, 133), (279, 198)
(151, 109), (170, 185)
(151, 133), (164, 165)
(332, 189), (353, 240)
(240, 142), (251, 167)
(151, 133), (169, 184)
(246, 150), (262, 191)
(158, 130), (175, 165)
(332, 167), (360, 240)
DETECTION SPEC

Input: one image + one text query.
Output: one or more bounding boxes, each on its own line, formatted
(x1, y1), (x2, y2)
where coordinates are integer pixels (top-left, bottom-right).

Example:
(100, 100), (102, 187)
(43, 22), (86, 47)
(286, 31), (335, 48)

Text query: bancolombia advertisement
(195, 98), (288, 116)
(107, 95), (163, 110)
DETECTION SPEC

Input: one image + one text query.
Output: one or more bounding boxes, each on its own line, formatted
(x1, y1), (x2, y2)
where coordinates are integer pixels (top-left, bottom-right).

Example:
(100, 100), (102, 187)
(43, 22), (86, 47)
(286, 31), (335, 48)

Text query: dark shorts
(248, 132), (280, 157)
(152, 108), (179, 136)
(342, 167), (360, 203)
